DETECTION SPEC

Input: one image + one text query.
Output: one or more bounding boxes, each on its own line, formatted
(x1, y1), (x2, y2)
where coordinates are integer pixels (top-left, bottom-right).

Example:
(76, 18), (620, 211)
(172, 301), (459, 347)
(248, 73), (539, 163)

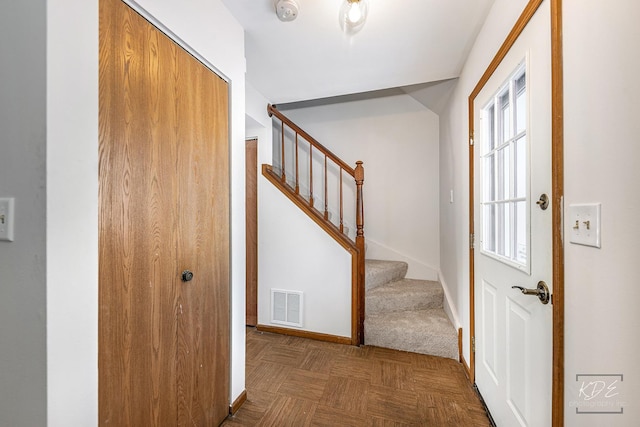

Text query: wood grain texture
(256, 324), (352, 345)
(222, 327), (491, 426)
(550, 0), (565, 425)
(245, 139), (258, 326)
(99, 0), (229, 425)
(99, 1), (179, 423)
(230, 390), (247, 415)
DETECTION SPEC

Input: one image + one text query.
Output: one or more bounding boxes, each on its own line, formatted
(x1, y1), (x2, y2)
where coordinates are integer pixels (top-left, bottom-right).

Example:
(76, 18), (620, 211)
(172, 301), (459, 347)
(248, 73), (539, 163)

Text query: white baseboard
(438, 271), (462, 331)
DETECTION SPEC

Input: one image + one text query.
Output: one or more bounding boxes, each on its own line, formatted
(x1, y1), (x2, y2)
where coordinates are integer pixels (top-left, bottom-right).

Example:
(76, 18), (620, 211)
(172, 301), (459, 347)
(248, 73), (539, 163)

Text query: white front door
(473, 2), (553, 426)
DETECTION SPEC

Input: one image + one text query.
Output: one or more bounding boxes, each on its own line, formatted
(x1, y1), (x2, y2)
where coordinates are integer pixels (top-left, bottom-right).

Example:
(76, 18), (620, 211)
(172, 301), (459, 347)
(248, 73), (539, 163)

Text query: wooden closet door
(245, 138), (258, 326)
(98, 0), (230, 425)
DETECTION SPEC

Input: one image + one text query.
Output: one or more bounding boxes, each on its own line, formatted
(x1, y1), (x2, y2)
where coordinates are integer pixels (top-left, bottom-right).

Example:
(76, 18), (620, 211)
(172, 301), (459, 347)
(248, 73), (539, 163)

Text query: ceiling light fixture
(339, 0), (369, 34)
(275, 0), (299, 22)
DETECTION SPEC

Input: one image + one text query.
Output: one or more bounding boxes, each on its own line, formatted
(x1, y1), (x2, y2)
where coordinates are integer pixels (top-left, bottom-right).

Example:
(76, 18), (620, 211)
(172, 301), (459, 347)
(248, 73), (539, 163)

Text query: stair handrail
(268, 104), (355, 175)
(267, 104), (365, 242)
(266, 104), (366, 345)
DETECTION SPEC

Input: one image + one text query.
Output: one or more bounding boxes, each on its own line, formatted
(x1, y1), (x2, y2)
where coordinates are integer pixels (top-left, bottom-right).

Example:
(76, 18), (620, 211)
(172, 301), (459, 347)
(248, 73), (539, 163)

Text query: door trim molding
(245, 138), (258, 327)
(550, 0), (565, 424)
(467, 0), (564, 425)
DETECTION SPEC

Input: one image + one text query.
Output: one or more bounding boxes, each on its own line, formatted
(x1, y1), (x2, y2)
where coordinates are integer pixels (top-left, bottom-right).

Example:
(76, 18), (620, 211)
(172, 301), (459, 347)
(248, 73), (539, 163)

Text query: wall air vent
(271, 289), (303, 327)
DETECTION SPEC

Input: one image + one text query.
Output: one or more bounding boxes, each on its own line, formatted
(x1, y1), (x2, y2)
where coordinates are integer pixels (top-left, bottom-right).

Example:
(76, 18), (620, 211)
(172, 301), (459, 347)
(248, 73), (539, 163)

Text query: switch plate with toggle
(568, 203), (600, 248)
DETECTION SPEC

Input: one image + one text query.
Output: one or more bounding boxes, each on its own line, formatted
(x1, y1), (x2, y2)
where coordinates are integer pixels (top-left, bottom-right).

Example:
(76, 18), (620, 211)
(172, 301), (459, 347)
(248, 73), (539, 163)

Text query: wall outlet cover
(0, 198), (15, 242)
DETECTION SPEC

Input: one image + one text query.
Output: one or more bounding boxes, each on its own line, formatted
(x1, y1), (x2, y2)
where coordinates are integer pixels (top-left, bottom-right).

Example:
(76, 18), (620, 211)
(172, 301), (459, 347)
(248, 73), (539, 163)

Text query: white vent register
(271, 289), (303, 327)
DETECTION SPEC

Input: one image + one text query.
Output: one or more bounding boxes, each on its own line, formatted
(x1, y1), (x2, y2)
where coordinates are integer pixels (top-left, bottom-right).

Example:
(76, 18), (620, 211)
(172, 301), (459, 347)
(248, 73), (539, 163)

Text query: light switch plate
(0, 198), (15, 242)
(568, 203), (600, 248)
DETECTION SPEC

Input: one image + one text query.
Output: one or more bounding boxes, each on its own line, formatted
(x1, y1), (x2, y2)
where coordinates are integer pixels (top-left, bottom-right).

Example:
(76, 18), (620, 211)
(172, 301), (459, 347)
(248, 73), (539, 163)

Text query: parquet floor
(222, 327), (492, 426)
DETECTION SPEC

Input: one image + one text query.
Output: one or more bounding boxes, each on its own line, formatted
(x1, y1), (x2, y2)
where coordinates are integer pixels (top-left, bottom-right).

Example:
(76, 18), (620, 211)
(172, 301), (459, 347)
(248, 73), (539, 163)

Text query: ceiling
(222, 0), (495, 106)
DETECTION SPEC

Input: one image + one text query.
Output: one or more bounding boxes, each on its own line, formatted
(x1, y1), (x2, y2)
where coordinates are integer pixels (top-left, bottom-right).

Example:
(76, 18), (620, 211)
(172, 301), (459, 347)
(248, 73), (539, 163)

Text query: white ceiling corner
(222, 0), (494, 105)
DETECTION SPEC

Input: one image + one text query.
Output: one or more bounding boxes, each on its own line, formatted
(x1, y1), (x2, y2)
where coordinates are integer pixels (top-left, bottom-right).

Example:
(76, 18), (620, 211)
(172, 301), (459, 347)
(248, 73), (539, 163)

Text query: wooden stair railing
(265, 104), (365, 345)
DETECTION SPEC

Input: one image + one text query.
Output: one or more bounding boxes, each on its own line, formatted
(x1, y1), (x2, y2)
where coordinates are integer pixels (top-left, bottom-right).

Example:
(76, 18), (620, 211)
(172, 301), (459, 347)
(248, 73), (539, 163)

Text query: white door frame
(467, 0), (565, 425)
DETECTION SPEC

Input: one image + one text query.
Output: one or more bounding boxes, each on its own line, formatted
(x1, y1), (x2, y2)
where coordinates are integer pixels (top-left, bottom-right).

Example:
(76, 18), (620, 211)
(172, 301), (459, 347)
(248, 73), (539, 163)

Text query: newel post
(355, 161), (365, 241)
(354, 160), (365, 345)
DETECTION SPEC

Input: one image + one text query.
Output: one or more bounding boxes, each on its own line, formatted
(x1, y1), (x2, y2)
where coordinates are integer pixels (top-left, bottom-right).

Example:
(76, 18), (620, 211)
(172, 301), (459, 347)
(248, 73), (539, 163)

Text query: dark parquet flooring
(222, 327), (491, 426)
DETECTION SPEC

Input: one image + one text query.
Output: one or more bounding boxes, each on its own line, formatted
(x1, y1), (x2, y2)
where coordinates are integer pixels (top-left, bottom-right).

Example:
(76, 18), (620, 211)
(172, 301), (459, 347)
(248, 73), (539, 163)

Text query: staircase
(266, 105), (458, 358)
(364, 259), (459, 360)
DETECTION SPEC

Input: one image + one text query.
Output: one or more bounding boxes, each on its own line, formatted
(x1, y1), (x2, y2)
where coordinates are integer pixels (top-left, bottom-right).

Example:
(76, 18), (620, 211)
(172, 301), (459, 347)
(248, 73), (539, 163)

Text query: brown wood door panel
(245, 138), (258, 326)
(174, 46), (230, 425)
(99, 0), (229, 425)
(99, 2), (180, 423)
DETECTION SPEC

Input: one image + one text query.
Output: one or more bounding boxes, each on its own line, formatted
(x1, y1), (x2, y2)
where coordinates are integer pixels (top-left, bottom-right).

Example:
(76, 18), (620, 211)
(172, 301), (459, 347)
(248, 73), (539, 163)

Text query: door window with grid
(481, 62), (529, 272)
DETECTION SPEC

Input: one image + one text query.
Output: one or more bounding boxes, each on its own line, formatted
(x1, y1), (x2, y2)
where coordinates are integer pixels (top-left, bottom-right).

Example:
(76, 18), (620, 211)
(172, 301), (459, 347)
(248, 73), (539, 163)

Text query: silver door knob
(512, 281), (550, 304)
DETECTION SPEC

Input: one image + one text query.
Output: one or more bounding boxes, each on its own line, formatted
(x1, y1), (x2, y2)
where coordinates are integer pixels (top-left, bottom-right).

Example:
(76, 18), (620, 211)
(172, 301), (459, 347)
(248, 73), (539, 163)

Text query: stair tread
(367, 278), (442, 297)
(366, 309), (456, 335)
(365, 259), (408, 290)
(366, 278), (443, 314)
(365, 259), (408, 271)
(365, 309), (458, 360)
(364, 259), (456, 359)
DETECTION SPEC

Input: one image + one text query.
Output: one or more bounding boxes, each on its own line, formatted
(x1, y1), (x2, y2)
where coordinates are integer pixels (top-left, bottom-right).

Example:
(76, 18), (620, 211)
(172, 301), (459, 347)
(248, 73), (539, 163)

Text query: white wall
(250, 94), (441, 337)
(439, 0), (530, 368)
(47, 1), (99, 423)
(246, 84), (354, 338)
(563, 1), (640, 424)
(258, 183), (353, 337)
(440, 0), (640, 424)
(246, 82), (274, 194)
(46, 0), (246, 425)
(284, 95), (441, 281)
(0, 2), (47, 426)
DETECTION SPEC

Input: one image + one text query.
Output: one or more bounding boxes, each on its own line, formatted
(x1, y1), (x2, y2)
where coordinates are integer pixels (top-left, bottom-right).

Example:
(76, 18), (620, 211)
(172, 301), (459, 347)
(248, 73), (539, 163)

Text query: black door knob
(181, 270), (194, 282)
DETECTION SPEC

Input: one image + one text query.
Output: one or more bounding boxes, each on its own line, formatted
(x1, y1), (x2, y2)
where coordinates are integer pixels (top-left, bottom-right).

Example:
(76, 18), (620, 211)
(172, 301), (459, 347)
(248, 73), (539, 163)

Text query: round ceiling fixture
(275, 0), (299, 22)
(339, 0), (369, 34)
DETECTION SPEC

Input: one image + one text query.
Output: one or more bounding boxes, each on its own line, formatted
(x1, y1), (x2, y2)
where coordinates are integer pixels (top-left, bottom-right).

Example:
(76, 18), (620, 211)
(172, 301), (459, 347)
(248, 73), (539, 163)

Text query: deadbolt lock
(536, 194), (549, 210)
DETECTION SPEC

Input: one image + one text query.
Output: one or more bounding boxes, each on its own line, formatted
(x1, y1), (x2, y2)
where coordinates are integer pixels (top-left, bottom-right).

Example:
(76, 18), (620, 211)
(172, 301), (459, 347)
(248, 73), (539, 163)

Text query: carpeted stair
(364, 259), (459, 360)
